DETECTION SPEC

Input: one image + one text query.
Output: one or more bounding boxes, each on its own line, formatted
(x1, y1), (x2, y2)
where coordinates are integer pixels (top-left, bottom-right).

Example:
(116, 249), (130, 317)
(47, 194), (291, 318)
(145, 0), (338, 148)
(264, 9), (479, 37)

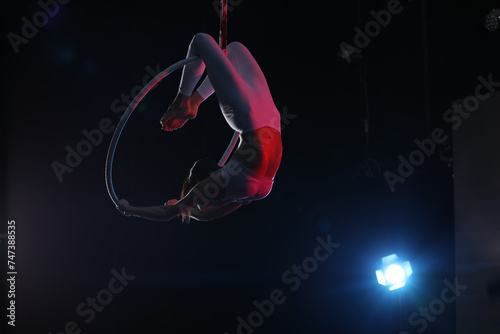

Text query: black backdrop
(2, 0), (499, 333)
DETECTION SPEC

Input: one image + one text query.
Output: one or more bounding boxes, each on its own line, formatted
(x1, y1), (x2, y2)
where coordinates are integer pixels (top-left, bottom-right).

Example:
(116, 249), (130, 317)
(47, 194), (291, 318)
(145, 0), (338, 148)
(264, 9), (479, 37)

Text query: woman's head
(180, 158), (220, 223)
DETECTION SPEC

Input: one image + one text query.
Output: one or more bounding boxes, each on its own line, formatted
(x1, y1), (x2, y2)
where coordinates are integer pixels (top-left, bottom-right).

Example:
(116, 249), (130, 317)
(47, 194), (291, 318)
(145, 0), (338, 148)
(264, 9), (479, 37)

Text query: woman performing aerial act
(117, 33), (282, 222)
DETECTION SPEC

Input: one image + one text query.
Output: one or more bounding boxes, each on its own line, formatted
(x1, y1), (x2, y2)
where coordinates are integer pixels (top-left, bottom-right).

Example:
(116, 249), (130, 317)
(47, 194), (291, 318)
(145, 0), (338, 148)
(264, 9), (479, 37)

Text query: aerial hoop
(106, 0), (238, 208)
(105, 56), (200, 208)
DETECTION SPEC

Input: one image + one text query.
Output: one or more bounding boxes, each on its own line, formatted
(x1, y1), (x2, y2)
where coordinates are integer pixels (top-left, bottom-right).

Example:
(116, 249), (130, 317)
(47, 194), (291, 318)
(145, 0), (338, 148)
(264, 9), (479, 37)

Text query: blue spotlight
(375, 254), (412, 290)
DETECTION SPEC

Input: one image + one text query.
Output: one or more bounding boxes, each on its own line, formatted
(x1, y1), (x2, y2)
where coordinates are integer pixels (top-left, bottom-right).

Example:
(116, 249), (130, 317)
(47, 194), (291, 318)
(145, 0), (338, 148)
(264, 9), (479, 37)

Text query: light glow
(375, 254), (412, 291)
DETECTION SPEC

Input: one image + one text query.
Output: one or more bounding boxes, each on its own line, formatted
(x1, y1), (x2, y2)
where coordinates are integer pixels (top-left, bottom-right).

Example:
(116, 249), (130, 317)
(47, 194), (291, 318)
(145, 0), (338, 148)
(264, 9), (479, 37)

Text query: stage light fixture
(375, 254), (412, 290)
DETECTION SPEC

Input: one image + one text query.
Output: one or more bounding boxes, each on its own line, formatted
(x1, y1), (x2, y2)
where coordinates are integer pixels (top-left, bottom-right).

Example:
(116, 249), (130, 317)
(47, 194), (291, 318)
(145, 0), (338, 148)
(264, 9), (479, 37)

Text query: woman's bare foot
(160, 91), (203, 131)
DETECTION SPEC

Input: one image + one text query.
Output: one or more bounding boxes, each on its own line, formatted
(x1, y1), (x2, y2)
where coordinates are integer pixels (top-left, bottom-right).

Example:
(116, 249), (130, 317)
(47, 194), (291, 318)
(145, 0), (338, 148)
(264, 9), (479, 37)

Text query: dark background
(2, 0), (499, 333)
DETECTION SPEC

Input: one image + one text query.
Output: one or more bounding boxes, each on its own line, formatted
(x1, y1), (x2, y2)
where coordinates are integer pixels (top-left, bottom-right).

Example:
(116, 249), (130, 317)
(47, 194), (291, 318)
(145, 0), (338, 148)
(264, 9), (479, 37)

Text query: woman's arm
(189, 202), (244, 221)
(118, 200), (245, 222)
(117, 170), (227, 221)
(117, 200), (181, 222)
(117, 169), (246, 221)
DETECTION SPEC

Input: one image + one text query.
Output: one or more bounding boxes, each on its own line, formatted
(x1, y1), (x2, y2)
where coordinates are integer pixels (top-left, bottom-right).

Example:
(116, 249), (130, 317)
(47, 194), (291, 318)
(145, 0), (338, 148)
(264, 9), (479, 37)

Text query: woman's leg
(193, 40), (272, 101)
(225, 41), (272, 97)
(179, 33), (275, 109)
(161, 34), (226, 130)
(184, 36), (273, 101)
(178, 33), (240, 97)
(162, 33), (273, 131)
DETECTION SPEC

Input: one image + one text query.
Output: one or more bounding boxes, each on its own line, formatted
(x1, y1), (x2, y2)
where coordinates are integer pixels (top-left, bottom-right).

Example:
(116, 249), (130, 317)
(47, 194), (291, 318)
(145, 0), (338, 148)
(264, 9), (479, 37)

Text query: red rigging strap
(217, 0), (240, 167)
(219, 0), (228, 49)
(106, 0), (239, 207)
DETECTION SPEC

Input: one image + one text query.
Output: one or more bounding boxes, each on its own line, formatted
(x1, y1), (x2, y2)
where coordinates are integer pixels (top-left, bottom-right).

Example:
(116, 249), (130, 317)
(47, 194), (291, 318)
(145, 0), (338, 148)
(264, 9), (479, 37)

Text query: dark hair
(180, 158), (220, 223)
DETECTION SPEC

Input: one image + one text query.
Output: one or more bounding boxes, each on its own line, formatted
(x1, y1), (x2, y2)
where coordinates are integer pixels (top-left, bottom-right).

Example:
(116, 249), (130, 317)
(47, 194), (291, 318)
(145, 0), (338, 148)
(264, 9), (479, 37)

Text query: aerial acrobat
(107, 1), (282, 222)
